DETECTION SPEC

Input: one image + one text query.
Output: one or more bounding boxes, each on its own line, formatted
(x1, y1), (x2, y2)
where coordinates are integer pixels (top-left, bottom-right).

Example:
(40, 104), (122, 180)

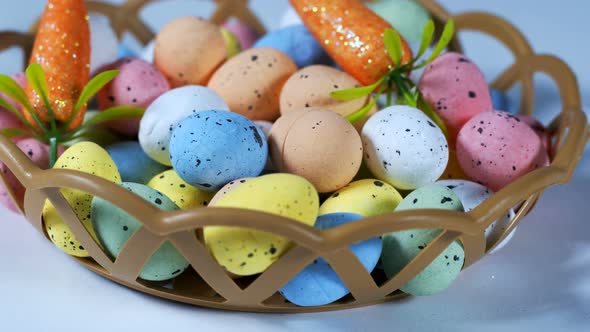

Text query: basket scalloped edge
(0, 0), (588, 313)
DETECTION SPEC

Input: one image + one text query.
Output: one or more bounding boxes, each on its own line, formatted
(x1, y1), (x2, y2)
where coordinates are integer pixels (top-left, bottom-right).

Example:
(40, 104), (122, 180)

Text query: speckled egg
(280, 213), (382, 306)
(253, 25), (330, 68)
(279, 65), (377, 131)
(220, 27), (241, 58)
(382, 184), (464, 296)
(92, 182), (189, 281)
(117, 44), (137, 59)
(517, 114), (551, 152)
(43, 142), (121, 257)
(169, 111), (267, 191)
(138, 85), (229, 166)
(362, 105), (449, 190)
(254, 120), (275, 170)
(456, 111), (547, 191)
(419, 53), (493, 145)
(97, 58), (170, 136)
(490, 88), (510, 112)
(207, 47), (298, 121)
(437, 179), (516, 253)
(147, 170), (214, 209)
(209, 177), (251, 206)
(207, 173), (319, 276)
(154, 17), (226, 87)
(368, 0), (431, 46)
(439, 149), (467, 180)
(223, 19), (260, 49)
(319, 179), (403, 217)
(88, 14), (118, 74)
(106, 141), (168, 184)
(0, 138), (55, 213)
(268, 108), (362, 193)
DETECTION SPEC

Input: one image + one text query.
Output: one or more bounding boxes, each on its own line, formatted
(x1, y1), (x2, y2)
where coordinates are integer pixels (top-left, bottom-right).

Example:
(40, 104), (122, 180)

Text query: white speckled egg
(362, 105), (449, 190)
(436, 179), (516, 253)
(138, 85), (229, 166)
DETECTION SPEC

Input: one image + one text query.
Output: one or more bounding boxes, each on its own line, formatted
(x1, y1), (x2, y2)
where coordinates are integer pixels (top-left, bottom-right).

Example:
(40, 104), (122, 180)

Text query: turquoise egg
(106, 141), (169, 184)
(368, 0), (432, 46)
(91, 182), (189, 281)
(381, 184), (465, 296)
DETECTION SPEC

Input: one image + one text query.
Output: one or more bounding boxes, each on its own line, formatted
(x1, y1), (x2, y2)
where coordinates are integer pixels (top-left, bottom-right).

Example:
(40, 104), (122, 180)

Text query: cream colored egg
(319, 179), (403, 217)
(269, 108), (362, 193)
(207, 47), (298, 121)
(155, 16), (226, 87)
(206, 173), (319, 276)
(279, 65), (378, 131)
(147, 170), (214, 209)
(43, 142), (121, 257)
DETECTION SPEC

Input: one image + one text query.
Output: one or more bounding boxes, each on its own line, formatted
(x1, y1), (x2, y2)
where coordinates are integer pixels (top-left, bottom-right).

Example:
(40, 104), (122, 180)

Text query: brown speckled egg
(207, 48), (297, 121)
(280, 65), (377, 131)
(154, 17), (226, 87)
(269, 108), (362, 193)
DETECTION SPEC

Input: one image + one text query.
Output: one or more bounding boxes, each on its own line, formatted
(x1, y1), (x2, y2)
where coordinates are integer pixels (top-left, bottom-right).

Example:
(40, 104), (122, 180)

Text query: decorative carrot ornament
(290, 0), (413, 85)
(0, 1), (145, 168)
(26, 0), (90, 131)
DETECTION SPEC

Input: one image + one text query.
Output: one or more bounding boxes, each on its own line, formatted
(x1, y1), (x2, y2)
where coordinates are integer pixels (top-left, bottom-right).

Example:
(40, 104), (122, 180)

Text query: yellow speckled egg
(207, 47), (298, 121)
(268, 108), (362, 193)
(320, 179), (403, 217)
(209, 177), (252, 206)
(147, 170), (214, 209)
(280, 65), (377, 131)
(440, 149), (467, 180)
(155, 16), (226, 87)
(206, 173), (319, 276)
(43, 142), (121, 257)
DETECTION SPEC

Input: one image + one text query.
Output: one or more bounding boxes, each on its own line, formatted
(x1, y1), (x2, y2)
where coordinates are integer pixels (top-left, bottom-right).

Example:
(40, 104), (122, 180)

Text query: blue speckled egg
(280, 213), (382, 307)
(169, 110), (268, 191)
(91, 182), (189, 281)
(490, 88), (510, 112)
(117, 44), (137, 59)
(106, 141), (169, 184)
(381, 184), (464, 296)
(253, 25), (331, 68)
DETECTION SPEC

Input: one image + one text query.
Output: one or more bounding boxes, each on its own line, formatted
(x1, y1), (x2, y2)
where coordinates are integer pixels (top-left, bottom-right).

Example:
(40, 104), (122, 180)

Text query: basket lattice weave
(0, 0), (588, 313)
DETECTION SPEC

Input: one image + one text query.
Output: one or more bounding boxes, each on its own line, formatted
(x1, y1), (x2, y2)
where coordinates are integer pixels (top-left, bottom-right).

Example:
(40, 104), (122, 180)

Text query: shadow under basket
(0, 0), (588, 313)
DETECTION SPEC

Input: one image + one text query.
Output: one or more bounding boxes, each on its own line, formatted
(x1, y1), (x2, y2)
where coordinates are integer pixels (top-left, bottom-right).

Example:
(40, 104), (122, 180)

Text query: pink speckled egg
(456, 111), (547, 191)
(0, 138), (61, 213)
(419, 53), (493, 146)
(97, 58), (170, 136)
(0, 72), (26, 114)
(517, 114), (551, 152)
(223, 19), (260, 49)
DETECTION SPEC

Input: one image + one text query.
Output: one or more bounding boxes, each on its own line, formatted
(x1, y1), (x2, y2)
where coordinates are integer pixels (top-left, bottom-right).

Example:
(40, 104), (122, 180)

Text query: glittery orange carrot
(290, 0), (413, 85)
(25, 0), (90, 131)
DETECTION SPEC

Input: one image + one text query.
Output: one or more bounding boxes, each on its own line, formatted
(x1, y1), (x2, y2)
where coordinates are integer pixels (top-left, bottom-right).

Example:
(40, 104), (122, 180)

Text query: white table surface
(1, 1), (589, 331)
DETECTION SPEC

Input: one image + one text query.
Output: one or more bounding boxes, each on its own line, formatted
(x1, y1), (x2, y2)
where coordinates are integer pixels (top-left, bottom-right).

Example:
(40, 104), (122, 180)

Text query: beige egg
(269, 108), (362, 193)
(279, 65), (378, 131)
(207, 48), (298, 121)
(154, 16), (226, 87)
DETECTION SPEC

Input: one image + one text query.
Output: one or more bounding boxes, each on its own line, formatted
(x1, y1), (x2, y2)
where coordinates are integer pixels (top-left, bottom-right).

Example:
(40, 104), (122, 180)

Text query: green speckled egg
(91, 182), (189, 281)
(147, 170), (214, 209)
(368, 0), (432, 46)
(207, 173), (319, 276)
(43, 142), (121, 257)
(382, 184), (464, 296)
(319, 179), (403, 217)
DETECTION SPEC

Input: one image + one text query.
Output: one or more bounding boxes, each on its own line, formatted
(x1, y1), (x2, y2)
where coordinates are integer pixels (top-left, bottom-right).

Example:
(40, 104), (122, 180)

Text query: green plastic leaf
(346, 98), (377, 124)
(415, 19), (455, 69)
(0, 96), (41, 136)
(415, 20), (435, 61)
(0, 128), (35, 139)
(384, 28), (403, 65)
(330, 76), (386, 101)
(80, 105), (145, 129)
(26, 64), (56, 130)
(0, 74), (34, 113)
(75, 70), (120, 112)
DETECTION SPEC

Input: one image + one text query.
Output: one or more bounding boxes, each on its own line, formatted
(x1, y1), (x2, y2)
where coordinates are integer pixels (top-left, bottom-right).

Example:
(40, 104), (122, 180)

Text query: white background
(0, 1), (589, 331)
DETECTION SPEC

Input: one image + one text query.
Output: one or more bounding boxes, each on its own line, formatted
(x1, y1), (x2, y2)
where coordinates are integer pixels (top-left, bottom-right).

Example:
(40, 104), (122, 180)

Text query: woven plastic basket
(0, 0), (588, 313)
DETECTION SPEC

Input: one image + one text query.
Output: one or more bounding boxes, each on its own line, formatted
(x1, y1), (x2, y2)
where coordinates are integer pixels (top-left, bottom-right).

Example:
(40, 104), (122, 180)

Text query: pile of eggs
(0, 1), (551, 306)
